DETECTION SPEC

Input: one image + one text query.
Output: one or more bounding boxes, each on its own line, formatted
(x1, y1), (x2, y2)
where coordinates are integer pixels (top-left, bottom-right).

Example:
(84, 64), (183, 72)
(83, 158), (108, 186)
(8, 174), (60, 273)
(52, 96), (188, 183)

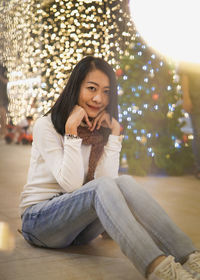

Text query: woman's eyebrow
(87, 81), (110, 88)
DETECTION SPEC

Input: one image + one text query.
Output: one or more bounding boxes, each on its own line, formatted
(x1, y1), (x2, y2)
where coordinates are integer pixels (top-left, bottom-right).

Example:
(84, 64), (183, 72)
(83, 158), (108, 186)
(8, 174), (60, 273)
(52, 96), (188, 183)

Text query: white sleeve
(94, 134), (122, 179)
(33, 118), (85, 192)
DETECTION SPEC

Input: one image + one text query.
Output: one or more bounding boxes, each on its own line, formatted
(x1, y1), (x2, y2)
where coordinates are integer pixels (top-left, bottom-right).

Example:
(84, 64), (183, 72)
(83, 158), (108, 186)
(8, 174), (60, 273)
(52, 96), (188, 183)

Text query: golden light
(0, 222), (15, 252)
(1, 0), (134, 122)
(129, 0), (200, 63)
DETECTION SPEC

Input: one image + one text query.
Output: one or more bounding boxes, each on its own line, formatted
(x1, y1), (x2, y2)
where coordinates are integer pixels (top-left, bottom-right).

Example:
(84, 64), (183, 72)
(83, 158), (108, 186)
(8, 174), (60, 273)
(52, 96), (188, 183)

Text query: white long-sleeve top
(19, 114), (122, 214)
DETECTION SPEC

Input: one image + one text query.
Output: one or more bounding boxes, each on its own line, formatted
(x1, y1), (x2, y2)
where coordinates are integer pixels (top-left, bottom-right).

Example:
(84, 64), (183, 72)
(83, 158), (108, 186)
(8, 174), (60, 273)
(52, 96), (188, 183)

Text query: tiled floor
(0, 141), (199, 280)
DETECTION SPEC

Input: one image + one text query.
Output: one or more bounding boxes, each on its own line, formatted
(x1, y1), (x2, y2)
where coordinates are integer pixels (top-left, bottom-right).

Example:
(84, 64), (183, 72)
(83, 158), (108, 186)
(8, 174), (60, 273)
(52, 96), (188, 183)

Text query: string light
(0, 0), (134, 124)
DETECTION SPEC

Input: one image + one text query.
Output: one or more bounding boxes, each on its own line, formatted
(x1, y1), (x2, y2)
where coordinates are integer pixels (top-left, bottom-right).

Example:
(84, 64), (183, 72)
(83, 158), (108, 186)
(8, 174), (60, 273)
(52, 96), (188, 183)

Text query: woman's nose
(92, 92), (102, 103)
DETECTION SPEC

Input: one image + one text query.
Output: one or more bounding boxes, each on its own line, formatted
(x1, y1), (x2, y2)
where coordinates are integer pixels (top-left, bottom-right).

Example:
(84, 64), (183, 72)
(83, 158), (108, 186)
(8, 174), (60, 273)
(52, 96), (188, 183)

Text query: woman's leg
(71, 218), (104, 245)
(115, 175), (196, 264)
(22, 190), (101, 248)
(22, 176), (164, 277)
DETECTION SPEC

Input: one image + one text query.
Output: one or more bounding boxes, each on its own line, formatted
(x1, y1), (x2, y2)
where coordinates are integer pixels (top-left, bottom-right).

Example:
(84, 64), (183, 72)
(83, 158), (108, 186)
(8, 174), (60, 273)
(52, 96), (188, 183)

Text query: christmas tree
(117, 33), (194, 176)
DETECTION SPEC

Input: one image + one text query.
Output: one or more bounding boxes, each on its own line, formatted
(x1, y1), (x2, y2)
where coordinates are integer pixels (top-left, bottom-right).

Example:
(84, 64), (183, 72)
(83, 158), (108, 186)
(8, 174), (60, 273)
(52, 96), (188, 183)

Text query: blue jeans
(190, 113), (200, 172)
(22, 175), (195, 277)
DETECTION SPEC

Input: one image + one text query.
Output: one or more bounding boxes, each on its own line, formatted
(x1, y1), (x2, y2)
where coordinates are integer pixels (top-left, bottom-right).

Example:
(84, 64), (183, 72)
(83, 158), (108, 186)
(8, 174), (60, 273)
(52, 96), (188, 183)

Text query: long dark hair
(48, 56), (118, 136)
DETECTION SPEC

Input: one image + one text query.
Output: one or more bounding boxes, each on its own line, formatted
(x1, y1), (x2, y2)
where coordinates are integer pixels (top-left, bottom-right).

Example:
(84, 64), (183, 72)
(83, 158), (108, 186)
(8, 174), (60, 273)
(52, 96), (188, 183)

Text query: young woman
(20, 56), (200, 280)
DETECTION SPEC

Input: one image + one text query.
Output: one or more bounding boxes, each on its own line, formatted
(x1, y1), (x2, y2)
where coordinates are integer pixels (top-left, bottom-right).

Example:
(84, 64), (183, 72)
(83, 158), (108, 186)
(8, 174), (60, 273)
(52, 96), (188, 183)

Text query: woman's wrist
(111, 119), (121, 136)
(111, 125), (121, 136)
(111, 130), (120, 136)
(65, 125), (78, 136)
(65, 134), (80, 140)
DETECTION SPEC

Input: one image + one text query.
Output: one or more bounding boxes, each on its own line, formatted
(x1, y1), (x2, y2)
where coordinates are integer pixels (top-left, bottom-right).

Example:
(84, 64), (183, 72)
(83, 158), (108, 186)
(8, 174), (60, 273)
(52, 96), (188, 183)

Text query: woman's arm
(95, 134), (122, 178)
(33, 117), (85, 192)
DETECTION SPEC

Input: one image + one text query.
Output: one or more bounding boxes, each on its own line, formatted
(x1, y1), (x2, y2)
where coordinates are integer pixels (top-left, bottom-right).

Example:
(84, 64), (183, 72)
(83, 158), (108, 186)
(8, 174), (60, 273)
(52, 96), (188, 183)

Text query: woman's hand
(91, 111), (121, 136)
(65, 105), (92, 135)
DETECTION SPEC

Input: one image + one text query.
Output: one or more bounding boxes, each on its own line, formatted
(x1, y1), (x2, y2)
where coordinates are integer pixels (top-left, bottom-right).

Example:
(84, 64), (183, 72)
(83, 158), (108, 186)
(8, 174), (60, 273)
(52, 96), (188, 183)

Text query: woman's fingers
(97, 115), (112, 130)
(84, 112), (92, 128)
(93, 112), (111, 130)
(90, 111), (104, 131)
(74, 105), (91, 127)
(67, 105), (91, 130)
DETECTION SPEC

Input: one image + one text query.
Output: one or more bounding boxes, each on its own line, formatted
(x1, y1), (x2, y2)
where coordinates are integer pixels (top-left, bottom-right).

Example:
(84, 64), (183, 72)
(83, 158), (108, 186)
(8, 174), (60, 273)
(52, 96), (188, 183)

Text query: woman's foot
(183, 251), (200, 279)
(148, 255), (195, 280)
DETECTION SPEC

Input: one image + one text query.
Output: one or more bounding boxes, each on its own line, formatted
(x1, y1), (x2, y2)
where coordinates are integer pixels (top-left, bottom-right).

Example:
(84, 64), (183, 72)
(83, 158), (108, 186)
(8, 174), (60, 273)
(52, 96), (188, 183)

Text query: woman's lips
(87, 105), (101, 111)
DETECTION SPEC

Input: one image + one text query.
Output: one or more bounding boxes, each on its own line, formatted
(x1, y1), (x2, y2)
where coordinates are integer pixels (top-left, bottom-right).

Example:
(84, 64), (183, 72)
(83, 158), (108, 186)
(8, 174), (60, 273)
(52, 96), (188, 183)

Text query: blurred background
(0, 0), (200, 176)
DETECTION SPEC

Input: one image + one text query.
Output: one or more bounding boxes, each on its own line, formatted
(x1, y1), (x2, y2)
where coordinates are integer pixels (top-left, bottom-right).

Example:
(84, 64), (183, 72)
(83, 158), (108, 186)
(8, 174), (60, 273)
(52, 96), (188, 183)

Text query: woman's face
(78, 69), (110, 119)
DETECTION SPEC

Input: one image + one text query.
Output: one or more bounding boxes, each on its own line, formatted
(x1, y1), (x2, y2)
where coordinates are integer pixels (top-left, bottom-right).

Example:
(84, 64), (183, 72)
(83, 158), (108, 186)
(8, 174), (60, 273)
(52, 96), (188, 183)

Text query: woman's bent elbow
(58, 177), (84, 193)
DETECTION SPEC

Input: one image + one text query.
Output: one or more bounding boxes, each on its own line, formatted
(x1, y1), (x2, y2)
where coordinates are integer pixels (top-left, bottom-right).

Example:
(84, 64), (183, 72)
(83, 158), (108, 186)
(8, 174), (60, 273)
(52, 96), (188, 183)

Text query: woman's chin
(87, 112), (99, 119)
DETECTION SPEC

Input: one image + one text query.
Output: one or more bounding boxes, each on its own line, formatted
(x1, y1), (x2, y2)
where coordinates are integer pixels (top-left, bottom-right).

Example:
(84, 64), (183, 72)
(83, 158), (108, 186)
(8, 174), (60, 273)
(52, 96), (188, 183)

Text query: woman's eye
(88, 86), (96, 91)
(104, 90), (110, 95)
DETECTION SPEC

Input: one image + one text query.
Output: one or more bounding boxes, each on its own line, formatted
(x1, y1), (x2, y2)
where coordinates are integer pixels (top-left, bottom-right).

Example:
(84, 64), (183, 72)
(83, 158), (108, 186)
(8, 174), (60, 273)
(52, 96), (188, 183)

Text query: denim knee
(94, 176), (121, 196)
(115, 174), (138, 188)
(116, 174), (134, 183)
(94, 176), (115, 185)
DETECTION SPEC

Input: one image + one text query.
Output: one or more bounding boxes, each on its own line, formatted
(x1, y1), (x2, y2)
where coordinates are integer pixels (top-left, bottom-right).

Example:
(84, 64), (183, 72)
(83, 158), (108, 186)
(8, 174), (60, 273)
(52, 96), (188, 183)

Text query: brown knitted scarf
(77, 125), (110, 183)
